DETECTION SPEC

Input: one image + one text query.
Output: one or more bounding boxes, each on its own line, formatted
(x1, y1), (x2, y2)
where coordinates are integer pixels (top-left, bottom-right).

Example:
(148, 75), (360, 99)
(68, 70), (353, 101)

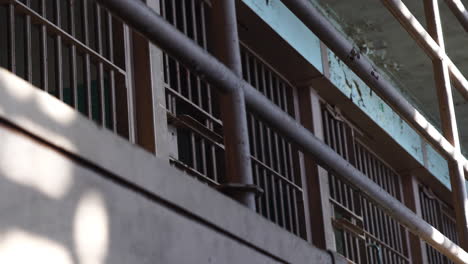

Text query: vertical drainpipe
(211, 0), (257, 209)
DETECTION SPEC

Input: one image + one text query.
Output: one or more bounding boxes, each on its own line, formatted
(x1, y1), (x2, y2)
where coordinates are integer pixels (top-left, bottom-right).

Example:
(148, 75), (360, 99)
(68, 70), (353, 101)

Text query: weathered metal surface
(424, 0), (468, 250)
(211, 0), (256, 209)
(281, 0), (468, 185)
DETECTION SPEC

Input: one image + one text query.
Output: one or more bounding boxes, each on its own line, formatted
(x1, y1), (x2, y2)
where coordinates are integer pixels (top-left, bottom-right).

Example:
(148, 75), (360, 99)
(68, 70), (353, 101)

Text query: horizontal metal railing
(95, 0), (468, 263)
(281, 0), (468, 260)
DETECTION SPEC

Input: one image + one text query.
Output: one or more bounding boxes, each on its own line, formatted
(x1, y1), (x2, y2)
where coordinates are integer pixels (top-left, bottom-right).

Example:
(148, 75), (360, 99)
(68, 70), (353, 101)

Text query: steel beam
(444, 0), (468, 33)
(424, 0), (468, 250)
(380, 0), (468, 101)
(211, 0), (256, 209)
(95, 0), (468, 262)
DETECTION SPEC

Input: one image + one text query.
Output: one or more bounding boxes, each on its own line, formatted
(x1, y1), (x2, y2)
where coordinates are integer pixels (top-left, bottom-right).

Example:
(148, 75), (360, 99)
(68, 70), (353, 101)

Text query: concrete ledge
(0, 69), (345, 263)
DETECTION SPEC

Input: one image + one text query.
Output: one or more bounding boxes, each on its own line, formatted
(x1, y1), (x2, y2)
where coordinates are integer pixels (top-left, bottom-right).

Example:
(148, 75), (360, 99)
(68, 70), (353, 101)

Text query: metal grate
(323, 106), (410, 264)
(241, 46), (307, 238)
(419, 185), (458, 264)
(161, 0), (306, 238)
(0, 0), (133, 139)
(161, 0), (224, 185)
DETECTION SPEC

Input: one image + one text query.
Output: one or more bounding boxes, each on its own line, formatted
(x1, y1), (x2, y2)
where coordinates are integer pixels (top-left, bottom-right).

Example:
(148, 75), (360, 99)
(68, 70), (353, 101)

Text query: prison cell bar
(423, 0), (468, 250)
(6, 0), (130, 138)
(96, 0), (468, 262)
(211, 0), (256, 209)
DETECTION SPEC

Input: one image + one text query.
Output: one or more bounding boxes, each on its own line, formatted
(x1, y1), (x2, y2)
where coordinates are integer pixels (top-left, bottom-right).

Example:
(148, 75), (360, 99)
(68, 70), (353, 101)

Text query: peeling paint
(243, 0), (453, 188)
(328, 49), (451, 188)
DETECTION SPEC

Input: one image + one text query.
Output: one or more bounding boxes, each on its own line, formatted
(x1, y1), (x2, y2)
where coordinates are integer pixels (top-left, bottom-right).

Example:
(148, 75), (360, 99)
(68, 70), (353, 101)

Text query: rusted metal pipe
(95, 0), (468, 262)
(211, 0), (256, 209)
(444, 0), (468, 33)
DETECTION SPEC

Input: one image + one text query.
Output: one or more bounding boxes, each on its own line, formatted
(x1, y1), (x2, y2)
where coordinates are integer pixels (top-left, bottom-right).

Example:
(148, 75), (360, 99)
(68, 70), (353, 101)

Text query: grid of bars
(2, 0), (462, 261)
(0, 0), (132, 138)
(160, 0), (306, 238)
(419, 185), (458, 264)
(160, 0), (224, 185)
(242, 46), (307, 238)
(322, 107), (410, 263)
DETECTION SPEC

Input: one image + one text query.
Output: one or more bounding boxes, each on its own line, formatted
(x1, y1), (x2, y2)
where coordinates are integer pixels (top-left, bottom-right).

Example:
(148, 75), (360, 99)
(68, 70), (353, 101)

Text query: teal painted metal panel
(241, 0), (451, 188)
(327, 50), (451, 188)
(241, 0), (323, 73)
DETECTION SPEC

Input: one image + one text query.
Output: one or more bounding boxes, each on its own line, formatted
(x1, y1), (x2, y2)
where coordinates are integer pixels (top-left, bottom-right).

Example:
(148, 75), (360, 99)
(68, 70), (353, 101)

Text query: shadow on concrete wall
(0, 68), (115, 264)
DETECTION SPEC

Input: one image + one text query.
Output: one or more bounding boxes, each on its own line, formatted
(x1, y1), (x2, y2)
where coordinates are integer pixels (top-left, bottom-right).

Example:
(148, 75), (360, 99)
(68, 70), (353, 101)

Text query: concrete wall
(0, 69), (345, 263)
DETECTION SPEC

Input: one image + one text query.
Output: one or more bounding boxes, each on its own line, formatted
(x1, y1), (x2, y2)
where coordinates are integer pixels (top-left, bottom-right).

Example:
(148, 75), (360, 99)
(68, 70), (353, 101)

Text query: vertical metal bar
(107, 14), (117, 132)
(50, 0), (61, 98)
(211, 0), (256, 209)
(40, 0), (48, 91)
(266, 125), (279, 223)
(110, 70), (117, 131)
(96, 4), (106, 125)
(393, 178), (406, 255)
(423, 0), (468, 250)
(401, 174), (428, 263)
(25, 0), (32, 81)
(244, 53), (269, 219)
(270, 81), (286, 228)
(378, 164), (391, 247)
(248, 117), (262, 212)
(70, 0), (78, 108)
(8, 3), (15, 73)
(124, 24), (136, 142)
(83, 0), (92, 117)
(292, 187), (300, 235)
(55, 0), (63, 99)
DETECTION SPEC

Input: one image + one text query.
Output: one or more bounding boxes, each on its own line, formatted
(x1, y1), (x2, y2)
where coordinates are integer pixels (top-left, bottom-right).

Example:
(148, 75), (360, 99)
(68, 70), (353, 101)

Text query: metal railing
(281, 0), (468, 260)
(160, 0), (308, 237)
(2, 0), (468, 263)
(93, 0), (468, 263)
